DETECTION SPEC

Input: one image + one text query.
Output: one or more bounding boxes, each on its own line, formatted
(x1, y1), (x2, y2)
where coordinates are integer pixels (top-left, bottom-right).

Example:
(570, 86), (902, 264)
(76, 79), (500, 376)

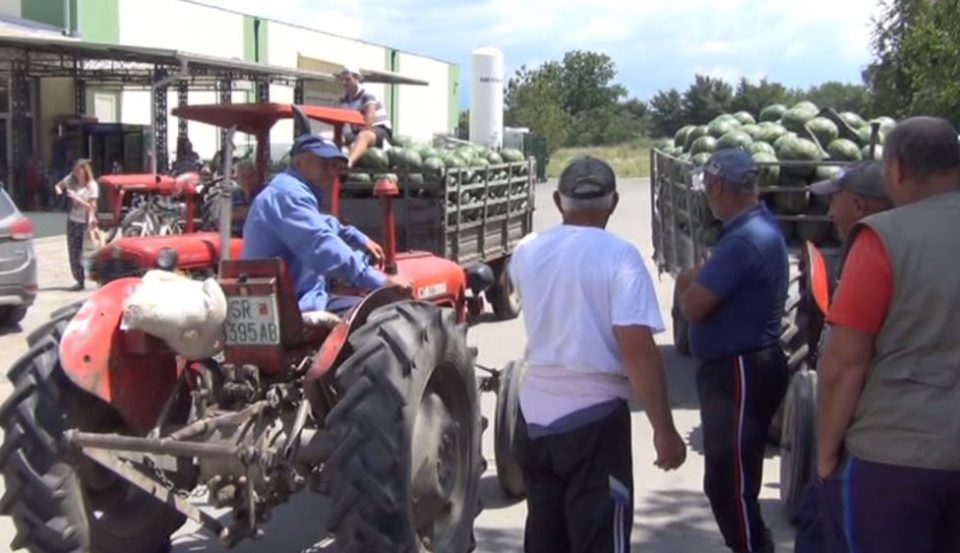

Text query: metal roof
(0, 33), (337, 88)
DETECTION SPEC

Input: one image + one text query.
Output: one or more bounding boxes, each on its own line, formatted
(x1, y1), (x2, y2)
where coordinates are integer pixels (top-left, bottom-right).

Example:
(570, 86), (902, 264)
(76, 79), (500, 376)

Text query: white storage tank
(469, 47), (504, 149)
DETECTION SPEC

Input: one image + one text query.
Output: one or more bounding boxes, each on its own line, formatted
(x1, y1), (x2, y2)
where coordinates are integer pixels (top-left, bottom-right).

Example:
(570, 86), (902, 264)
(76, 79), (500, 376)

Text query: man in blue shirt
(242, 135), (411, 314)
(676, 149), (789, 553)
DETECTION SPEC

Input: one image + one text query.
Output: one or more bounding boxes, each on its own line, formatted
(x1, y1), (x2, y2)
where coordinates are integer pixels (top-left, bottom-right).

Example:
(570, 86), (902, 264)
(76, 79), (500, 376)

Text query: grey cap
(701, 148), (759, 188)
(810, 160), (888, 200)
(557, 156), (616, 199)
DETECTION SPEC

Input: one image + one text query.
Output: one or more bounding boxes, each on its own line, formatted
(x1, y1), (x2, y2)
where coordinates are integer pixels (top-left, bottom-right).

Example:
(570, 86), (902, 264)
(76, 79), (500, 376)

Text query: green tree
(682, 75), (734, 125)
(649, 89), (685, 137)
(865, 0), (960, 122)
(731, 78), (793, 116)
(805, 82), (872, 116)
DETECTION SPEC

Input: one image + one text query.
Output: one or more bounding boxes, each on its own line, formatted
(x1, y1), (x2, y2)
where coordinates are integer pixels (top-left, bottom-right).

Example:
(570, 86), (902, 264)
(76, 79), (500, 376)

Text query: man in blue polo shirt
(242, 134), (411, 314)
(677, 148), (789, 553)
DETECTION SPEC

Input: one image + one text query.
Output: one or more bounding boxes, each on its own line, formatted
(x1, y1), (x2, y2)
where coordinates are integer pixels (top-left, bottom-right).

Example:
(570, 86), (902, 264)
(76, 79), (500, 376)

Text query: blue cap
(290, 135), (347, 161)
(696, 148), (759, 189)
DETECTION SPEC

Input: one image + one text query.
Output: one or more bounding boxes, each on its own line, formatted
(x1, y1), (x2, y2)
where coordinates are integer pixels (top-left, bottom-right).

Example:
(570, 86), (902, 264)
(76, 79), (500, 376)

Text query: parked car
(0, 188), (36, 326)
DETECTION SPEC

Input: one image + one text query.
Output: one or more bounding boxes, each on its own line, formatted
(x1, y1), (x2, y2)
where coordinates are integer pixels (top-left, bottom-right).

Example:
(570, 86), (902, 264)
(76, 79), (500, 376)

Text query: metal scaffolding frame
(0, 34), (336, 185)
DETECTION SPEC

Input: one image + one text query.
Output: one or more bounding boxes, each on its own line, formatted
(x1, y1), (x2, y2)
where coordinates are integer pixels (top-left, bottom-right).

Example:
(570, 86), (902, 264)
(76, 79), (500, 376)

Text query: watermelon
(757, 123), (788, 144)
(708, 119), (740, 139)
(386, 147), (405, 168)
(773, 174), (810, 214)
(808, 117), (840, 146)
(347, 172), (372, 185)
(792, 101), (820, 115)
(396, 149), (423, 171)
(422, 157), (445, 180)
(733, 111), (756, 125)
(827, 139), (862, 161)
(710, 113), (741, 126)
(840, 112), (866, 129)
(740, 124), (762, 140)
(873, 116), (897, 134)
(675, 125), (696, 149)
(501, 148), (524, 163)
(419, 146), (439, 160)
(691, 152), (712, 166)
(357, 148), (389, 170)
(685, 125), (710, 151)
(782, 107), (817, 134)
(444, 155), (467, 169)
(858, 124), (886, 147)
(760, 104), (788, 122)
(717, 131), (754, 150)
(773, 132), (798, 152)
(691, 136), (719, 156)
(486, 151), (504, 165)
(862, 144), (883, 160)
(678, 153), (692, 162)
(391, 135), (413, 148)
(749, 142), (776, 156)
(777, 137), (824, 178)
(752, 152), (780, 188)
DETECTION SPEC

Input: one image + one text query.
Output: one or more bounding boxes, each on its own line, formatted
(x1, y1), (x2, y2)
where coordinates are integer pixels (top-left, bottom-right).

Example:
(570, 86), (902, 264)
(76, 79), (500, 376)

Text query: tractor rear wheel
(494, 360), (526, 499)
(326, 301), (483, 552)
(0, 324), (186, 553)
(779, 368), (817, 522)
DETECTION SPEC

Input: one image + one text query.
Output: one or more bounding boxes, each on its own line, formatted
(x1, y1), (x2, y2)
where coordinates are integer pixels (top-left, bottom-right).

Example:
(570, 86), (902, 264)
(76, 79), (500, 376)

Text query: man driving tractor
(338, 64), (393, 168)
(241, 134), (411, 314)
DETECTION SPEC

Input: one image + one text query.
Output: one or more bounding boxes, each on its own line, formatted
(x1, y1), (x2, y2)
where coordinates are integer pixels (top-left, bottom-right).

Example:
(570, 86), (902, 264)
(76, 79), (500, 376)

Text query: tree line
(490, 0), (959, 151)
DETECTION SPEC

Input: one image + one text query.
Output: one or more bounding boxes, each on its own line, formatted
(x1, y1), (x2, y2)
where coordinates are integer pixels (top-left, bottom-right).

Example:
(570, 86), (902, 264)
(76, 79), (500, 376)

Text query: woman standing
(55, 159), (99, 291)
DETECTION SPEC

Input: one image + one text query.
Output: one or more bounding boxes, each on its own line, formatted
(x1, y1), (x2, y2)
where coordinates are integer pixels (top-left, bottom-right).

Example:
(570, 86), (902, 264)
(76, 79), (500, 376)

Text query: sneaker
(69, 283), (84, 291)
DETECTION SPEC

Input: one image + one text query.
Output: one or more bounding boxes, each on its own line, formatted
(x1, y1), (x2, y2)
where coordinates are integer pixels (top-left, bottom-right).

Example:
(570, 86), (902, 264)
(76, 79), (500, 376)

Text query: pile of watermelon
(346, 141), (531, 224)
(655, 101), (895, 247)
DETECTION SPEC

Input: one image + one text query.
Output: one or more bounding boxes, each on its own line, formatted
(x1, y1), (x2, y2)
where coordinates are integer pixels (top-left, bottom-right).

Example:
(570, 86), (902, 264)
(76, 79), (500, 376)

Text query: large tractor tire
(486, 258), (521, 321)
(770, 263), (816, 443)
(25, 301), (83, 349)
(494, 360), (526, 499)
(326, 301), (484, 552)
(779, 369), (817, 522)
(0, 324), (186, 553)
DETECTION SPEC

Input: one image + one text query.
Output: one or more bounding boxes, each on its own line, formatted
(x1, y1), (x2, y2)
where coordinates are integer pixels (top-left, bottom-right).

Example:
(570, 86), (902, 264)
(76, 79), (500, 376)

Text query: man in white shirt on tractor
(338, 65), (393, 168)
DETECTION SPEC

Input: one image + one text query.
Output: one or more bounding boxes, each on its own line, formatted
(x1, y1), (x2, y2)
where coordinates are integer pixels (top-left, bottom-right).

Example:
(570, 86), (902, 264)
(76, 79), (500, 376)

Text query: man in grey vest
(338, 65), (393, 168)
(816, 116), (960, 553)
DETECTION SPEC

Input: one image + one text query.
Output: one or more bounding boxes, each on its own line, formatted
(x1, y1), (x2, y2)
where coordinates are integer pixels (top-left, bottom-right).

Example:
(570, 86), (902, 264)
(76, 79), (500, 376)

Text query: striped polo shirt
(339, 86), (391, 134)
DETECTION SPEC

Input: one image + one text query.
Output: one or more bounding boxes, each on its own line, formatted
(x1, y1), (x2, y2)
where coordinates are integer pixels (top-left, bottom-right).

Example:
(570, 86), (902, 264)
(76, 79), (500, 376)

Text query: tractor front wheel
(779, 368), (817, 522)
(326, 301), (484, 552)
(494, 360), (526, 499)
(0, 323), (186, 553)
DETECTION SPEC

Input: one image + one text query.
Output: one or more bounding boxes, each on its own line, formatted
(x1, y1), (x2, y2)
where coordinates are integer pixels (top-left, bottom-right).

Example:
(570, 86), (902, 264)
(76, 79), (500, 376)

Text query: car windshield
(0, 189), (16, 220)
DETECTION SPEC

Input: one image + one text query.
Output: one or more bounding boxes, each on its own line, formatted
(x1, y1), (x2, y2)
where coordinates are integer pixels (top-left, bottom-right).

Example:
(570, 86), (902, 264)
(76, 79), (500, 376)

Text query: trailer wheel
(327, 301), (483, 552)
(486, 258), (521, 320)
(0, 324), (186, 553)
(494, 360), (526, 499)
(779, 369), (817, 522)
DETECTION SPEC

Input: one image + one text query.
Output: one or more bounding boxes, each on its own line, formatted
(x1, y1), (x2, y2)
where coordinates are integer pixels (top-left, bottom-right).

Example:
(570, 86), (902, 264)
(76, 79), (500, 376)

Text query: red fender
(803, 241), (831, 317)
(59, 278), (183, 433)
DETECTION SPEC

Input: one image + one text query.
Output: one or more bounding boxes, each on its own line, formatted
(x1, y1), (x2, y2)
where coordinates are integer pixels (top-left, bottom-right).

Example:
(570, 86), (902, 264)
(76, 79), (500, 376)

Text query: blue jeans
(326, 295), (362, 315)
(795, 481), (825, 553)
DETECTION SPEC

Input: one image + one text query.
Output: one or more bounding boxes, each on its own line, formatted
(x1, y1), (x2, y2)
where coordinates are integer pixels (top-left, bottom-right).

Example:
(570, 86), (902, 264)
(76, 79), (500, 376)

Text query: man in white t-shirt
(510, 156), (687, 553)
(338, 65), (393, 168)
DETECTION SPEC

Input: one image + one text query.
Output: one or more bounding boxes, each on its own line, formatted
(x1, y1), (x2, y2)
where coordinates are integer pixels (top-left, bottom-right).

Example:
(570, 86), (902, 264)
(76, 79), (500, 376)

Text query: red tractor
(0, 109), (523, 552)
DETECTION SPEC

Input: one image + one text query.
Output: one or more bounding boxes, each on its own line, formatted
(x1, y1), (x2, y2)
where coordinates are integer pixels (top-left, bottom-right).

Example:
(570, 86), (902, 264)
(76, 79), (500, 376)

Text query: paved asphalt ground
(0, 179), (796, 552)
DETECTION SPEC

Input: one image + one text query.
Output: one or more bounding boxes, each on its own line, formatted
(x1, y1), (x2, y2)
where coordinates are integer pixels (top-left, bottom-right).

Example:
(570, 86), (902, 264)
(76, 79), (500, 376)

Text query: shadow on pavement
(478, 473), (524, 510)
(474, 525), (524, 552)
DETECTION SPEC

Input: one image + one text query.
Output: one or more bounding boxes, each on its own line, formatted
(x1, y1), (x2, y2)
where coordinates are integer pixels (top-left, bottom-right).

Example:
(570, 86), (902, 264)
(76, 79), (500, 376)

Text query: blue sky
(203, 0), (885, 109)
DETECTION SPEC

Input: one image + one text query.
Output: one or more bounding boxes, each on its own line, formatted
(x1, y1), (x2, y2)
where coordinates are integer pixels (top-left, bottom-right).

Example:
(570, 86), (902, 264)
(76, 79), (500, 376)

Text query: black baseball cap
(557, 156), (616, 199)
(810, 160), (888, 200)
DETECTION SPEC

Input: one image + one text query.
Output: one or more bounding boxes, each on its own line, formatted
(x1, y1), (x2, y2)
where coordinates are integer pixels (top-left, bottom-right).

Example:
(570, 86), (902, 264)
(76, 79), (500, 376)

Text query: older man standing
(677, 149), (789, 553)
(817, 117), (960, 553)
(511, 156), (686, 553)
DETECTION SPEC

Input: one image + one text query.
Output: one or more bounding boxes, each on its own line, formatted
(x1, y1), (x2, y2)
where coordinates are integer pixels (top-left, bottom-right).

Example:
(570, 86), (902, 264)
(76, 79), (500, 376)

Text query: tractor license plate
(225, 295), (280, 345)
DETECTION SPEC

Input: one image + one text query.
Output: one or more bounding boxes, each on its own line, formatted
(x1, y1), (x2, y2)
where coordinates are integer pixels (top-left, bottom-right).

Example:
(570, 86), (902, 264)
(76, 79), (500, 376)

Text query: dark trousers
(819, 456), (960, 553)
(66, 220), (87, 285)
(697, 346), (789, 552)
(794, 482), (825, 553)
(515, 402), (633, 553)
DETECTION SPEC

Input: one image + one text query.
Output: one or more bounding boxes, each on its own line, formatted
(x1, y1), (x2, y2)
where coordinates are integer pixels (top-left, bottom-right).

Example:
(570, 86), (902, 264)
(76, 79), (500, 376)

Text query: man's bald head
(882, 116), (960, 205)
(883, 116), (960, 180)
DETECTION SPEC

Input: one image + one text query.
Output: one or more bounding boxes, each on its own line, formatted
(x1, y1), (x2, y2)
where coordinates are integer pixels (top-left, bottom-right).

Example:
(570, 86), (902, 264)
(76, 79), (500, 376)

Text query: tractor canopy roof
(99, 173), (201, 196)
(171, 103), (365, 136)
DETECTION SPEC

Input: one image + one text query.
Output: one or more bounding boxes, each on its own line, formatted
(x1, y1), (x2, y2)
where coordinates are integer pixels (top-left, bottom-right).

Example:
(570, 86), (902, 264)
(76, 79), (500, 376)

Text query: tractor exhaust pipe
(219, 125), (238, 262)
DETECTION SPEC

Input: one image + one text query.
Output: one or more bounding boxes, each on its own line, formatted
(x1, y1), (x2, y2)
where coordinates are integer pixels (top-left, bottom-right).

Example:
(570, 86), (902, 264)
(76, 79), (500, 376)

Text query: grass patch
(546, 138), (656, 179)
